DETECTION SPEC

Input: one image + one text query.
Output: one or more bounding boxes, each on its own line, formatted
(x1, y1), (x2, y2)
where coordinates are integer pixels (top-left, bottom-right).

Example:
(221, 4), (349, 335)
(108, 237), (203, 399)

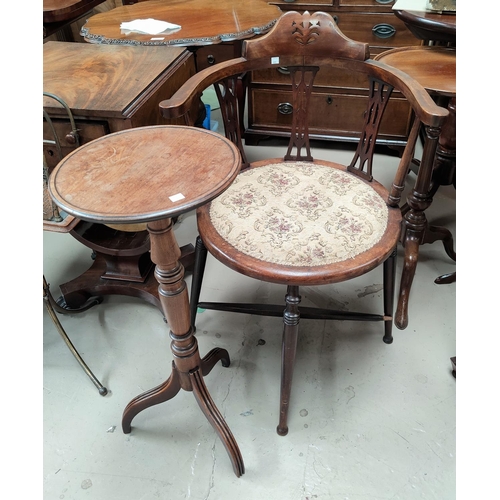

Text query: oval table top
(80, 0), (282, 46)
(49, 125), (242, 224)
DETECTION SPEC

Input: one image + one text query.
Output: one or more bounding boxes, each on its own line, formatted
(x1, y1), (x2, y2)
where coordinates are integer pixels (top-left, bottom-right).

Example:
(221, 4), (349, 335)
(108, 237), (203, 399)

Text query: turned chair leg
(190, 235), (208, 329)
(277, 285), (301, 436)
(383, 248), (397, 344)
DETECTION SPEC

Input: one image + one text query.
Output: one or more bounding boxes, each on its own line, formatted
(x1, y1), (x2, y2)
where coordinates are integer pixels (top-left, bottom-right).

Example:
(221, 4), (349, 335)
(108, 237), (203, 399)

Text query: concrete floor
(42, 136), (456, 499)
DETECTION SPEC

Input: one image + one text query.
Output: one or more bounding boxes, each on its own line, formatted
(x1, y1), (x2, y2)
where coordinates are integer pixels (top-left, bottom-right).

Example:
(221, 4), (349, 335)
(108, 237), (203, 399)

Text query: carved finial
(292, 11), (320, 46)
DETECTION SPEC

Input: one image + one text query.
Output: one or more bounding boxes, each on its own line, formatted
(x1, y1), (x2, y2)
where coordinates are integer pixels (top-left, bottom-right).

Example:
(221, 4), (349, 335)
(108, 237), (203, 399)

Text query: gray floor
(43, 135), (456, 499)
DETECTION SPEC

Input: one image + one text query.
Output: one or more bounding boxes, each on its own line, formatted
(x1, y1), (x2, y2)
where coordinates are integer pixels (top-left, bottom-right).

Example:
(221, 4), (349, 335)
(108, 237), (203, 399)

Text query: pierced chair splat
(159, 10), (448, 436)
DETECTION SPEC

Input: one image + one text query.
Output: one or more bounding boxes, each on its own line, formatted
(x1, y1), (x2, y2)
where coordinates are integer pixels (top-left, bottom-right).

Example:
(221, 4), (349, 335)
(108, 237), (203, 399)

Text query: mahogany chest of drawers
(245, 0), (423, 146)
(43, 41), (196, 171)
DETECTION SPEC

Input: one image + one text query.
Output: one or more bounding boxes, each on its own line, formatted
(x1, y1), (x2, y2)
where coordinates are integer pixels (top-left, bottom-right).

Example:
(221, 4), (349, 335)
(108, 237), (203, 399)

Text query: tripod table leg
(121, 218), (244, 476)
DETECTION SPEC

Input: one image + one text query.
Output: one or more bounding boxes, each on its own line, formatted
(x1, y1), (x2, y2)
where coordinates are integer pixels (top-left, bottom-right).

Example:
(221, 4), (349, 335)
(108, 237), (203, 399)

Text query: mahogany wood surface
(80, 0), (282, 46)
(245, 1), (424, 146)
(49, 126), (241, 223)
(159, 11), (448, 435)
(44, 0), (106, 23)
(48, 125), (244, 476)
(374, 46), (456, 97)
(43, 41), (198, 311)
(394, 9), (456, 43)
(43, 42), (194, 122)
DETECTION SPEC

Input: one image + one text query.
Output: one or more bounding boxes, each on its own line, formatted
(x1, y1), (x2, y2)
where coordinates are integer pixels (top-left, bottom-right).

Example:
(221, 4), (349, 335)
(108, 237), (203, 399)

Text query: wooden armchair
(158, 11), (448, 435)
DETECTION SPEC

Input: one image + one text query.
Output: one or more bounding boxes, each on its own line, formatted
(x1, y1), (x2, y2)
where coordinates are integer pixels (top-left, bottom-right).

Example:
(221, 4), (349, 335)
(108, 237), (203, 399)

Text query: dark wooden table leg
(432, 97), (456, 193)
(396, 125), (441, 330)
(121, 218), (244, 477)
(396, 232), (421, 330)
(397, 94), (456, 328)
(431, 97), (456, 283)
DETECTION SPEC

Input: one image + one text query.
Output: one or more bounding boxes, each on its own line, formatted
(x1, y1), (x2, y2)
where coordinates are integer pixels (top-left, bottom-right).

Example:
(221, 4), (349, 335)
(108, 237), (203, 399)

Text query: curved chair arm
(366, 59), (449, 128)
(159, 57), (248, 121)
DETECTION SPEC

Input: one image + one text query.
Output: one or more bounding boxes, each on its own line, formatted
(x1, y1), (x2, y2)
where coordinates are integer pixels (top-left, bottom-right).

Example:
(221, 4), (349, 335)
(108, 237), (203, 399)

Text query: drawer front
(336, 13), (420, 50)
(249, 89), (411, 140)
(196, 44), (236, 71)
(251, 66), (369, 90)
(43, 120), (109, 172)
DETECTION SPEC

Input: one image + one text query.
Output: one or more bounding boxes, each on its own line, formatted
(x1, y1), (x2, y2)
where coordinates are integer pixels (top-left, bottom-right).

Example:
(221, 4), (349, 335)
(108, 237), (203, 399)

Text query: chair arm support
(159, 58), (248, 119)
(367, 59), (449, 128)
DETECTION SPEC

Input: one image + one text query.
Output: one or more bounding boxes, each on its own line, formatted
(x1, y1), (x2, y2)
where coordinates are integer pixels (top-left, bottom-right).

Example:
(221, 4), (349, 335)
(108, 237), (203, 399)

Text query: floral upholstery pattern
(209, 162), (389, 267)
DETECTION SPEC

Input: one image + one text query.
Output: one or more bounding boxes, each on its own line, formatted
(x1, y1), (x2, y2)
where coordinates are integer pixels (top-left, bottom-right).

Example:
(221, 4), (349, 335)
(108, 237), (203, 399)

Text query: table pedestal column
(396, 125), (441, 330)
(122, 218), (244, 477)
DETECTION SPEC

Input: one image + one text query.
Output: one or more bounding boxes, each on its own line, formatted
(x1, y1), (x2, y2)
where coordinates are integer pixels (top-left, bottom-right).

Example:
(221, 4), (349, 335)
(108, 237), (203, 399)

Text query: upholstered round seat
(197, 159), (402, 285)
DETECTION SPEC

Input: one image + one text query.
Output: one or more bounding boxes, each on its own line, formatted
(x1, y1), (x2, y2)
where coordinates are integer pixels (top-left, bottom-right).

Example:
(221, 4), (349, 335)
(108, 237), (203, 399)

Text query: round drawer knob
(65, 132), (77, 145)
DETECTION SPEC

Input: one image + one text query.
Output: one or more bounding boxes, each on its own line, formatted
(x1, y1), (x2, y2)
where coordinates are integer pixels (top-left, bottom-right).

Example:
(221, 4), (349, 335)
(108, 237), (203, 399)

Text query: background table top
(44, 0), (106, 23)
(394, 9), (456, 42)
(80, 0), (282, 46)
(43, 41), (189, 117)
(376, 46), (456, 96)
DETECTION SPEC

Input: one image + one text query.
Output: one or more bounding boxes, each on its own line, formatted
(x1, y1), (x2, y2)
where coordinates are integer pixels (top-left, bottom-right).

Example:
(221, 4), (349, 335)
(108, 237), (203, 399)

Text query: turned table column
(375, 45), (456, 329)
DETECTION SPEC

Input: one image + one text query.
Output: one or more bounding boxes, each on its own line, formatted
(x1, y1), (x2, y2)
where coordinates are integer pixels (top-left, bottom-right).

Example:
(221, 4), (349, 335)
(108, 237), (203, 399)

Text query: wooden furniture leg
(373, 47), (455, 328)
(121, 218), (244, 477)
(277, 286), (300, 437)
(429, 96), (457, 284)
(396, 233), (421, 330)
(397, 91), (456, 330)
(397, 209), (456, 329)
(431, 97), (456, 194)
(420, 97), (456, 266)
(190, 236), (209, 328)
(383, 249), (397, 344)
(396, 125), (441, 330)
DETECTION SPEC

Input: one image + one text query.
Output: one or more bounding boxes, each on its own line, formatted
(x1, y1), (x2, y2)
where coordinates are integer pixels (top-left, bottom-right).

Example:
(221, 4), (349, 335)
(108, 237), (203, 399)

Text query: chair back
(159, 10), (448, 207)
